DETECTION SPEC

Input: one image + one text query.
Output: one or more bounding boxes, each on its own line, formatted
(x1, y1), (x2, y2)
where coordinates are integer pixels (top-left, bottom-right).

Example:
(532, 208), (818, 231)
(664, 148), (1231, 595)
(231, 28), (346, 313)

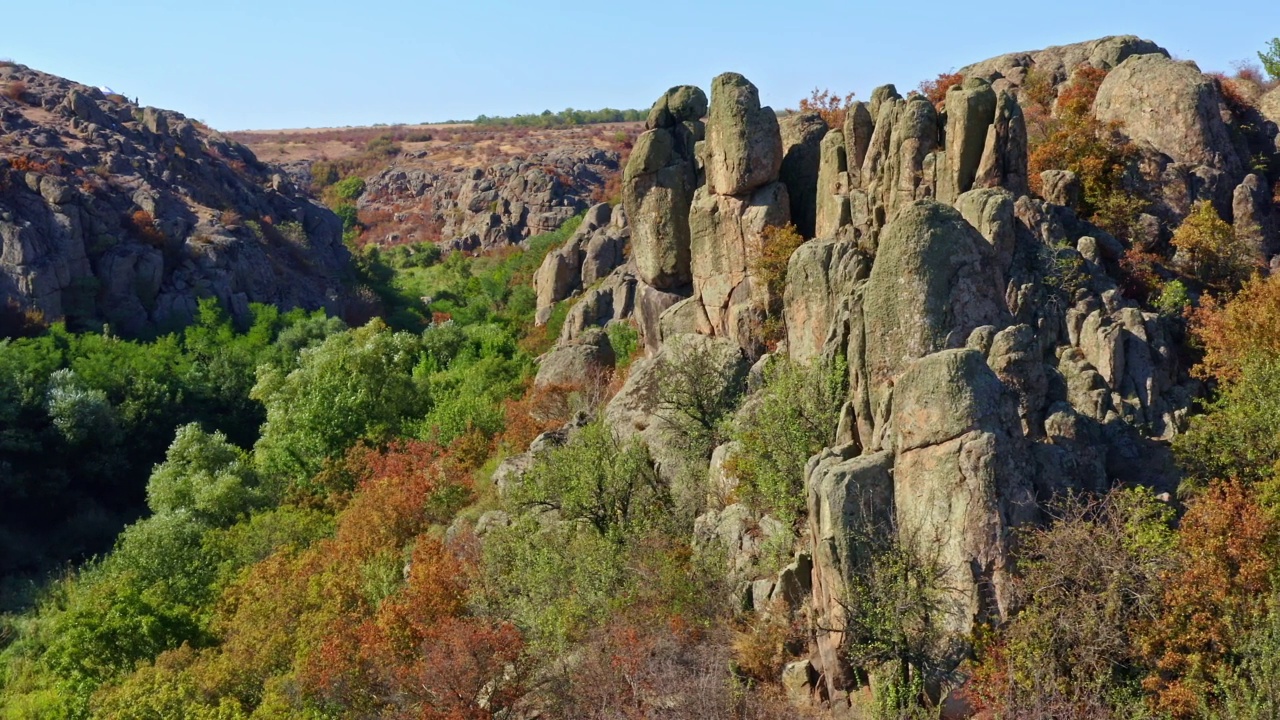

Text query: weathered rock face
(687, 73), (791, 356)
(1093, 54), (1243, 177)
(622, 88), (705, 290)
(891, 349), (1036, 637)
(689, 182), (790, 352)
(783, 239), (867, 365)
(532, 203), (627, 325)
(361, 145), (621, 252)
(0, 63), (351, 334)
(938, 77), (998, 204)
(855, 201), (1010, 445)
(778, 112), (828, 238)
(805, 444), (893, 695)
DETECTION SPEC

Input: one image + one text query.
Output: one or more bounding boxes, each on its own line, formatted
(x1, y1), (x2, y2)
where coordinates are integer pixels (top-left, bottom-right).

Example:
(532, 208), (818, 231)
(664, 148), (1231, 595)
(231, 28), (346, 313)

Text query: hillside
(2, 32), (1280, 720)
(0, 62), (354, 336)
(231, 120), (641, 251)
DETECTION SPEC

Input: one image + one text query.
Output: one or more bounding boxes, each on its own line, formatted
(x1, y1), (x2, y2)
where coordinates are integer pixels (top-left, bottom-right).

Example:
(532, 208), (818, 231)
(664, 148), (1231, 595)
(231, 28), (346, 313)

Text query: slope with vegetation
(3, 33), (1280, 720)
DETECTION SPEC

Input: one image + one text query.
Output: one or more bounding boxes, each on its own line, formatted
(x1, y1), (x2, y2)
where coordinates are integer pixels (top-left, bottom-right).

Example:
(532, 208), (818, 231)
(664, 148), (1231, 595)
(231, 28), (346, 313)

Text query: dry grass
(3, 80), (26, 102)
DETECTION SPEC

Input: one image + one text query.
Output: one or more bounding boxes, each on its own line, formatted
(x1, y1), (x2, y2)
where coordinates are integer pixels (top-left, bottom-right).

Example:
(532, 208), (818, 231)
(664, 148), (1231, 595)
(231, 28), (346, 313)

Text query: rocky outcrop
(522, 39), (1257, 711)
(623, 86), (705, 291)
(0, 63), (351, 334)
(779, 112), (828, 238)
(689, 73), (791, 355)
(958, 35), (1169, 92)
(361, 145), (621, 252)
(532, 203), (627, 325)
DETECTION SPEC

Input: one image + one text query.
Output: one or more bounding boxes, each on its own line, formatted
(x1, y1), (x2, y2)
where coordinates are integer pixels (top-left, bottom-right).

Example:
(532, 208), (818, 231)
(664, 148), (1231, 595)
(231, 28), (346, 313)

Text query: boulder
(1094, 54), (1243, 177)
(704, 72), (784, 196)
(534, 327), (616, 388)
(646, 85), (709, 129)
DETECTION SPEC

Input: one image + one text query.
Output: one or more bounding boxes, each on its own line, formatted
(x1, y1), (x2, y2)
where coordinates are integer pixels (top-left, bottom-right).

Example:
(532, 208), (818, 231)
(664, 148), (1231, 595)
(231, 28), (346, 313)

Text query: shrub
(606, 321), (641, 371)
(654, 338), (747, 465)
(1173, 358), (1280, 486)
(1027, 67), (1146, 238)
(1171, 200), (1259, 291)
(1188, 273), (1280, 383)
(797, 87), (856, 127)
(1154, 279), (1190, 316)
(513, 421), (665, 542)
(1138, 480), (1277, 719)
(126, 210), (167, 248)
(331, 176), (365, 202)
(966, 488), (1175, 718)
(3, 80), (26, 102)
(918, 71), (964, 108)
(729, 356), (844, 523)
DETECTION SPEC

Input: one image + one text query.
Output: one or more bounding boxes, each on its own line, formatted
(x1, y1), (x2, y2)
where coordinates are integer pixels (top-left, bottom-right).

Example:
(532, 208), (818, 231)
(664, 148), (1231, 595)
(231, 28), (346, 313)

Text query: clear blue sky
(5, 1), (1278, 131)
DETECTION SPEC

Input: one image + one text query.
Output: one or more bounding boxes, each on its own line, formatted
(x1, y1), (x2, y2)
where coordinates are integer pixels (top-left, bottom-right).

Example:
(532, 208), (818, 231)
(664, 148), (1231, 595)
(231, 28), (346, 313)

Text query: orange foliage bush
(1138, 480), (1277, 718)
(1028, 67), (1145, 238)
(918, 71), (964, 108)
(1188, 273), (1280, 383)
(184, 435), (502, 715)
(1119, 248), (1165, 302)
(797, 87), (856, 128)
(500, 381), (578, 452)
(8, 155), (51, 173)
(127, 209), (168, 248)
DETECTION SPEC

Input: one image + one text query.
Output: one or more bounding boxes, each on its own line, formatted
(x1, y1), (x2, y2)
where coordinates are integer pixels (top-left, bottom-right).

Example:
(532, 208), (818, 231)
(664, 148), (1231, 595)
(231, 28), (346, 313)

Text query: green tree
(250, 319), (431, 488)
(514, 421), (665, 541)
(1259, 38), (1280, 81)
(146, 424), (265, 527)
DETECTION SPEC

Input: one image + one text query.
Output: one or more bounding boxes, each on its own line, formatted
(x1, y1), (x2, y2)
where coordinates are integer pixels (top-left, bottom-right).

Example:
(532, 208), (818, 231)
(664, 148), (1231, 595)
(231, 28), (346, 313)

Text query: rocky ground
(0, 62), (354, 335)
(233, 121), (641, 252)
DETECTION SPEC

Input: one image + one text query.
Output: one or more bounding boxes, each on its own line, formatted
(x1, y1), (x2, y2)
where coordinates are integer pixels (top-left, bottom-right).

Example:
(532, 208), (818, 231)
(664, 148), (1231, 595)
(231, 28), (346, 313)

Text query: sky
(4, 1), (1279, 131)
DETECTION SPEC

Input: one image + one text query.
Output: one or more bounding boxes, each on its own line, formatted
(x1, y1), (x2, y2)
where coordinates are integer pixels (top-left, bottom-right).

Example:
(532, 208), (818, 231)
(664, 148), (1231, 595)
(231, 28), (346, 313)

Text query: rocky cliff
(523, 35), (1280, 711)
(0, 63), (352, 334)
